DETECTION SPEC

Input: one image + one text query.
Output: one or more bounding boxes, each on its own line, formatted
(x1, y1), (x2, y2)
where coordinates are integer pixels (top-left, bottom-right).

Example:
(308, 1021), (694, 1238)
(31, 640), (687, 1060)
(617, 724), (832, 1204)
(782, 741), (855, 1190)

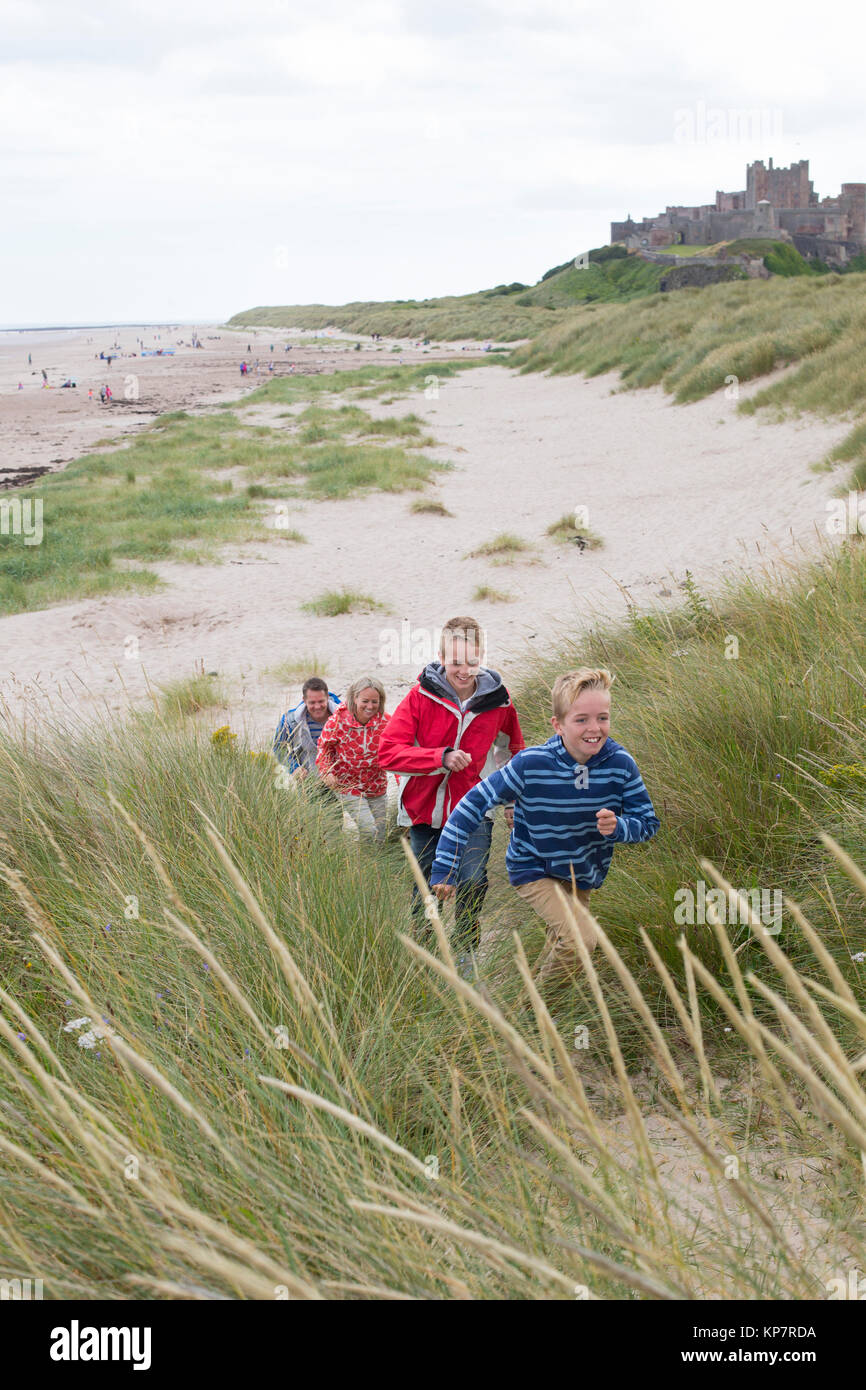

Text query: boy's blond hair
(439, 615), (486, 662)
(551, 667), (613, 720)
(344, 675), (387, 717)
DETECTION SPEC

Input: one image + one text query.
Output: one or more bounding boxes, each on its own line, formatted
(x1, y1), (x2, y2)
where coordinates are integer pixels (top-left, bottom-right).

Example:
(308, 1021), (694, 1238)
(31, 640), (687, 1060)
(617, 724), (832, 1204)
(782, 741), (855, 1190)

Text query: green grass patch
(301, 589), (384, 617)
(158, 672), (226, 719)
(0, 377), (459, 615)
(410, 499), (453, 517)
(472, 584), (514, 602)
(546, 513), (604, 549)
(467, 532), (532, 559)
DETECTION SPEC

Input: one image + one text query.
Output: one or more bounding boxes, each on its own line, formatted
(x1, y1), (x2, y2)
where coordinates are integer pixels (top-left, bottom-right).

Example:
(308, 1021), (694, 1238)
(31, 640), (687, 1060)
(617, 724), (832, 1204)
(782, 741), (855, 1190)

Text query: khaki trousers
(513, 877), (598, 985)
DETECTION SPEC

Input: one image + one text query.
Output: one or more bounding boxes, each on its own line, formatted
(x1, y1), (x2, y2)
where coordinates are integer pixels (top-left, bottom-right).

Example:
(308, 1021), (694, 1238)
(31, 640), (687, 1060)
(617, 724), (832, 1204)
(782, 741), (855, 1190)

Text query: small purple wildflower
(16, 1032), (26, 1042)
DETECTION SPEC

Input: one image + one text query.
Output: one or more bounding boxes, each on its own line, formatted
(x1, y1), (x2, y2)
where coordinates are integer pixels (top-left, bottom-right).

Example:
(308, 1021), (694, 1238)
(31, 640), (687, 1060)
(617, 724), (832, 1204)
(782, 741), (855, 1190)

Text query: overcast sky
(2, 0), (865, 325)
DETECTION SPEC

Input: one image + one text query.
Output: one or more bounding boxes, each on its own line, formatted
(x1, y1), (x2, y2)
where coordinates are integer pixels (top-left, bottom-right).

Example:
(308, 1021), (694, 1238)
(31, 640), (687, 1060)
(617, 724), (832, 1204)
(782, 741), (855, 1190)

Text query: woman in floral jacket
(316, 676), (390, 841)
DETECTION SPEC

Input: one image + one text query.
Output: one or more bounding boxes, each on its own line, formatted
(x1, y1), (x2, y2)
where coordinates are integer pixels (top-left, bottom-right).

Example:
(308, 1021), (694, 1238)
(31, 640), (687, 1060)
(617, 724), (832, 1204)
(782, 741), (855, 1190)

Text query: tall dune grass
(1, 539), (865, 1298)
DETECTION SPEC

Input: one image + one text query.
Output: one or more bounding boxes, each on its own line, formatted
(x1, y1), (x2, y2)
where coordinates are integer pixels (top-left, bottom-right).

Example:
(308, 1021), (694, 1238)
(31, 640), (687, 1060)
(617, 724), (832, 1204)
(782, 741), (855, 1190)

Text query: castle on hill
(611, 159), (866, 265)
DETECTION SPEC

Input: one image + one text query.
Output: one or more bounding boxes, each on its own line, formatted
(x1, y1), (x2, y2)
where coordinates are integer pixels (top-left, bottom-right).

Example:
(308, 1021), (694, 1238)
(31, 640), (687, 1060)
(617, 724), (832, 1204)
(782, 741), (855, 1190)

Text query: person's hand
(596, 808), (618, 837)
(443, 749), (472, 772)
(434, 882), (456, 900)
(320, 772), (339, 790)
(294, 766), (309, 781)
(504, 805), (515, 828)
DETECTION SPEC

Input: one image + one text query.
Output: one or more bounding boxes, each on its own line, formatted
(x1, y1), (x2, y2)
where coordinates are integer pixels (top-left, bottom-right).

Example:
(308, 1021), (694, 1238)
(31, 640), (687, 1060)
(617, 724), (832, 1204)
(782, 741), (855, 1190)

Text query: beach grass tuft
(301, 590), (384, 617)
(546, 513), (604, 549)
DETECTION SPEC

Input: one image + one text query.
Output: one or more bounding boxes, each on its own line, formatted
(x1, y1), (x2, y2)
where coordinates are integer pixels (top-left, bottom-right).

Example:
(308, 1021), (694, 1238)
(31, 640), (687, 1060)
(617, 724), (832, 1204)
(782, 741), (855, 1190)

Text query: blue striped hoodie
(429, 734), (659, 890)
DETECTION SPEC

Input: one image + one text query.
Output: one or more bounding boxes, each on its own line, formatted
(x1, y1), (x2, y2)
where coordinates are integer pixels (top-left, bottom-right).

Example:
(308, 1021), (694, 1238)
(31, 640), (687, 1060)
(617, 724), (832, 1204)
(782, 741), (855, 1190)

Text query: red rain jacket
(377, 665), (524, 828)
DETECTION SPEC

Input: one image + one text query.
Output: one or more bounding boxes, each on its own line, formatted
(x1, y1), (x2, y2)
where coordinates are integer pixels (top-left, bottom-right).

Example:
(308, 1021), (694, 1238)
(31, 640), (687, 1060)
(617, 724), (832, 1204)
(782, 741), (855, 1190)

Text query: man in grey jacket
(273, 677), (341, 779)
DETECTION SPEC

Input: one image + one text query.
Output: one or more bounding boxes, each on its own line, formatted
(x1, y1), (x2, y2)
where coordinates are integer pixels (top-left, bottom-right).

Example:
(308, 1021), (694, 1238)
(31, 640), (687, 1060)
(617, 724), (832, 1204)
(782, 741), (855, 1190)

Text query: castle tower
(754, 199), (775, 234)
(840, 184), (866, 241)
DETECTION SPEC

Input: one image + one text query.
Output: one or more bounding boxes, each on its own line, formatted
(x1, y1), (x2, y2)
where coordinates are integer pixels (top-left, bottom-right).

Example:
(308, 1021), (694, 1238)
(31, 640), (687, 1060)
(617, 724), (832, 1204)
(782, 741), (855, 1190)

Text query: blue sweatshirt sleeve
(430, 757), (525, 885)
(612, 759), (659, 844)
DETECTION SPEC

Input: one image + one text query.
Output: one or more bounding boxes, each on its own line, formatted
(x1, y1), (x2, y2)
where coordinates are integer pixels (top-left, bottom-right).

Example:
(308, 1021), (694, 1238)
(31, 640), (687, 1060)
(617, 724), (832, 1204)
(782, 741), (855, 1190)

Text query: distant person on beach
(316, 677), (390, 842)
(377, 616), (524, 962)
(27, 353), (31, 365)
(273, 678), (341, 781)
(430, 668), (659, 991)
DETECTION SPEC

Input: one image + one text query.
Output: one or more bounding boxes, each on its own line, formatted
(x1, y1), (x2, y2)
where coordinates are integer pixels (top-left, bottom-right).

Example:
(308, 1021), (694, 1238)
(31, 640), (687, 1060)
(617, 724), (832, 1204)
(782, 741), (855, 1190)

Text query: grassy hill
(230, 236), (866, 344)
(228, 248), (666, 340)
(512, 269), (866, 485)
(227, 291), (554, 342)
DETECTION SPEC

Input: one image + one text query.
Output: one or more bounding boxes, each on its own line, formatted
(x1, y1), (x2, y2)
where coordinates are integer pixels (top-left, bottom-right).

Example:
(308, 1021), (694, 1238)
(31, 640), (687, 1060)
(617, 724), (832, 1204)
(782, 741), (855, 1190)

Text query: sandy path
(0, 343), (851, 745)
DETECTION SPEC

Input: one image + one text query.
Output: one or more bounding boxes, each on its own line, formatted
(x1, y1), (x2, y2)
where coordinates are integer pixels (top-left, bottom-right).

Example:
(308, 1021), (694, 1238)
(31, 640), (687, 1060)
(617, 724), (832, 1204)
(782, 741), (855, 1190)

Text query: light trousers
(338, 792), (388, 842)
(513, 877), (598, 985)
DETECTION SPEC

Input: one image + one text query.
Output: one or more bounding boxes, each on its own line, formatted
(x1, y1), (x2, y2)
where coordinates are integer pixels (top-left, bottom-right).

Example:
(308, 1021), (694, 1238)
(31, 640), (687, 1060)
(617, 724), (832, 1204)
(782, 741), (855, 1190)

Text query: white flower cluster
(851, 952), (866, 964)
(63, 1016), (116, 1050)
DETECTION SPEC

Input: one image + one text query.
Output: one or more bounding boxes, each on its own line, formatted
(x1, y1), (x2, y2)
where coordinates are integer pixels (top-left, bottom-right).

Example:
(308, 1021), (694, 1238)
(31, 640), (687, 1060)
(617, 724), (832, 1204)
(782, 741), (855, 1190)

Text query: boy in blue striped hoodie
(431, 668), (658, 987)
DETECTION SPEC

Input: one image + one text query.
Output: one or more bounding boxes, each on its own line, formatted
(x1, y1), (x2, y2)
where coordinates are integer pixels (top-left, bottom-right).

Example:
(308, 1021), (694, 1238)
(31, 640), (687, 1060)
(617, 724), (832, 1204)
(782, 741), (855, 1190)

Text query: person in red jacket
(377, 616), (524, 955)
(316, 676), (390, 841)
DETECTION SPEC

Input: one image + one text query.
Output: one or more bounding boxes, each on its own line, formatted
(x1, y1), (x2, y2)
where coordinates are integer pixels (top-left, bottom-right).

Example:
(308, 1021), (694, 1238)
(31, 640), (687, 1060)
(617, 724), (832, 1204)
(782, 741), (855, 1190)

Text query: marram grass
(2, 531), (866, 1298)
(0, 774), (863, 1299)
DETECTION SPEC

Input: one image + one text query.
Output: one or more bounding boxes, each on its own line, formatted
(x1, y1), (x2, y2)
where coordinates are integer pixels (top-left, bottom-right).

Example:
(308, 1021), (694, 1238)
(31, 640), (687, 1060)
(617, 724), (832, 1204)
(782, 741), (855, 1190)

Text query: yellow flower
(211, 725), (238, 748)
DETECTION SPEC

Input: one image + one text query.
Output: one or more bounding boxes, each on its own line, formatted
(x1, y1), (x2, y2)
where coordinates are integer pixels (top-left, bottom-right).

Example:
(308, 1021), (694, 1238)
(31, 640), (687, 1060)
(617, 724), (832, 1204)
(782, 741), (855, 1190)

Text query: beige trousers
(513, 877), (598, 985)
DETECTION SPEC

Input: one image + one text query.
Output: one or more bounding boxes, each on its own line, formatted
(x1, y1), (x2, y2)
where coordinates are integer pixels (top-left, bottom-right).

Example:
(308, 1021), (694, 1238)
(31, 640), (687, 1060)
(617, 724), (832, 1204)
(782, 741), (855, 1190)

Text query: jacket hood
(547, 733), (622, 769)
(419, 663), (510, 713)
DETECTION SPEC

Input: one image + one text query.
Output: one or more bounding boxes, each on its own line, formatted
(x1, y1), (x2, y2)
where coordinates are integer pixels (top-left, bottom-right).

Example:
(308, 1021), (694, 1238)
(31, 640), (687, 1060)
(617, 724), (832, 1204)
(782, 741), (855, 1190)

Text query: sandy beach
(0, 323), (852, 744)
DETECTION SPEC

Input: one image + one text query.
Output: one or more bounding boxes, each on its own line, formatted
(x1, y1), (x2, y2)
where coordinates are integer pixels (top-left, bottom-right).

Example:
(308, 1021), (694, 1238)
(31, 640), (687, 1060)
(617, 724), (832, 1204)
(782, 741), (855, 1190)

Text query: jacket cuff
(441, 747), (453, 766)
